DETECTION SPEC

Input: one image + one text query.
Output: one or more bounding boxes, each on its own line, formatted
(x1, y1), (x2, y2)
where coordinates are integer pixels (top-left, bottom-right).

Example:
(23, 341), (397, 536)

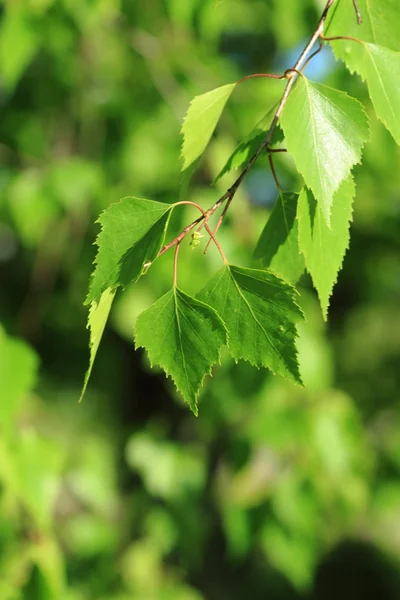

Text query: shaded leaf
(181, 83), (236, 172)
(297, 176), (355, 320)
(280, 77), (369, 224)
(86, 197), (172, 304)
(135, 289), (228, 414)
(254, 192), (305, 283)
(80, 288), (116, 402)
(198, 265), (304, 383)
(0, 327), (38, 432)
(215, 106), (284, 181)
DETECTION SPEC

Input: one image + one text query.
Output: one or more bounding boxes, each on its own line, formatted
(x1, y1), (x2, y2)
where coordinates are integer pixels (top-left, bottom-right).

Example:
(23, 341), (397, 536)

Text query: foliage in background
(0, 0), (400, 598)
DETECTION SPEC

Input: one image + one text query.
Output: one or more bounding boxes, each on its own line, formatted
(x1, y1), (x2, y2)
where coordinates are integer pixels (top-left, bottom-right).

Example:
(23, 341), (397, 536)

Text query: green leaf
(326, 0), (400, 67)
(86, 197), (172, 304)
(253, 192), (305, 284)
(80, 288), (116, 402)
(352, 44), (400, 145)
(198, 266), (304, 384)
(134, 288), (228, 414)
(215, 106), (284, 181)
(0, 327), (38, 432)
(181, 83), (236, 172)
(280, 76), (369, 224)
(297, 176), (355, 320)
(0, 9), (39, 89)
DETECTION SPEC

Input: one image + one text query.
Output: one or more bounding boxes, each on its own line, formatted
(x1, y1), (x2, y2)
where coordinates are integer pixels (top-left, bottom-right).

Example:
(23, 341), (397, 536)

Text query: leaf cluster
(83, 0), (400, 413)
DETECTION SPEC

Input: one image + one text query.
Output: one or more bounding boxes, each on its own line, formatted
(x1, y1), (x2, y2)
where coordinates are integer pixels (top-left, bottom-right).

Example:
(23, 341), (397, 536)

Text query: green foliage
(353, 44), (400, 144)
(297, 177), (355, 319)
(87, 197), (172, 304)
(280, 77), (369, 224)
(78, 0), (399, 408)
(198, 266), (304, 384)
(181, 83), (236, 172)
(254, 191), (305, 283)
(327, 0), (400, 58)
(80, 288), (116, 401)
(327, 0), (400, 143)
(0, 326), (38, 433)
(135, 288), (228, 414)
(2, 0), (400, 597)
(216, 105), (283, 181)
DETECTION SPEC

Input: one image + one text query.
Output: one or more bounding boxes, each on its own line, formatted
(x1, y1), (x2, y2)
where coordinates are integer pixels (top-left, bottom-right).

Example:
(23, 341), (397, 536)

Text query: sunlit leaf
(333, 42), (400, 145)
(326, 0), (400, 66)
(80, 288), (116, 402)
(135, 289), (228, 414)
(280, 76), (369, 224)
(198, 265), (304, 383)
(86, 197), (172, 304)
(297, 177), (355, 320)
(181, 83), (236, 172)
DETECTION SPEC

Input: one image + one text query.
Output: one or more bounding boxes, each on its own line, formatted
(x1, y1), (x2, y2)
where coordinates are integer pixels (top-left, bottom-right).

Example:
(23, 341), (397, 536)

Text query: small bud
(190, 231), (204, 249)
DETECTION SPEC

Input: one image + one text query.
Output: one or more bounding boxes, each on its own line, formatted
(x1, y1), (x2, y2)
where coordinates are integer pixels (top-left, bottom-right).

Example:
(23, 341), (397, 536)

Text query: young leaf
(80, 288), (116, 402)
(215, 106), (284, 181)
(326, 0), (400, 73)
(86, 197), (172, 304)
(134, 288), (228, 414)
(253, 192), (305, 284)
(280, 77), (369, 224)
(355, 44), (400, 145)
(297, 176), (355, 320)
(198, 265), (304, 384)
(181, 83), (236, 172)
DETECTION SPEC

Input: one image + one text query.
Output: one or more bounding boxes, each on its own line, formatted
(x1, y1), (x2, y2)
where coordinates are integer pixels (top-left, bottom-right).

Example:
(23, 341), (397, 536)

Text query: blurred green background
(1, 0), (400, 598)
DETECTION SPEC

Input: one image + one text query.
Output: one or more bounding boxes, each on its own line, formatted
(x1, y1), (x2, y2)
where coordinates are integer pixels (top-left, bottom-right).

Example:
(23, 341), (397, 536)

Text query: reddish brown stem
(268, 153), (282, 191)
(170, 200), (228, 263)
(157, 0), (337, 262)
(321, 33), (364, 45)
(173, 242), (181, 287)
(237, 73), (285, 85)
(203, 195), (234, 255)
(301, 42), (324, 72)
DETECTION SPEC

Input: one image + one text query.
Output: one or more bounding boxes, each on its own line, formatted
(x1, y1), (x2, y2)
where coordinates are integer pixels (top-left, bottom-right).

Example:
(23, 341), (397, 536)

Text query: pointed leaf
(280, 77), (369, 224)
(297, 176), (355, 320)
(254, 192), (305, 283)
(215, 106), (284, 181)
(326, 0), (400, 73)
(356, 44), (400, 145)
(87, 197), (172, 304)
(134, 288), (228, 414)
(198, 266), (304, 383)
(181, 83), (236, 172)
(80, 288), (116, 402)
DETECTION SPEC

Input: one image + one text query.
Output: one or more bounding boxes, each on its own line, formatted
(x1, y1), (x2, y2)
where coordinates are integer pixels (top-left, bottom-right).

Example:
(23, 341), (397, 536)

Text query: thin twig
(237, 73), (285, 84)
(352, 0), (363, 24)
(301, 42), (324, 73)
(157, 0), (337, 261)
(173, 242), (181, 287)
(171, 200), (228, 263)
(321, 33), (364, 46)
(268, 153), (282, 191)
(203, 195), (234, 254)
